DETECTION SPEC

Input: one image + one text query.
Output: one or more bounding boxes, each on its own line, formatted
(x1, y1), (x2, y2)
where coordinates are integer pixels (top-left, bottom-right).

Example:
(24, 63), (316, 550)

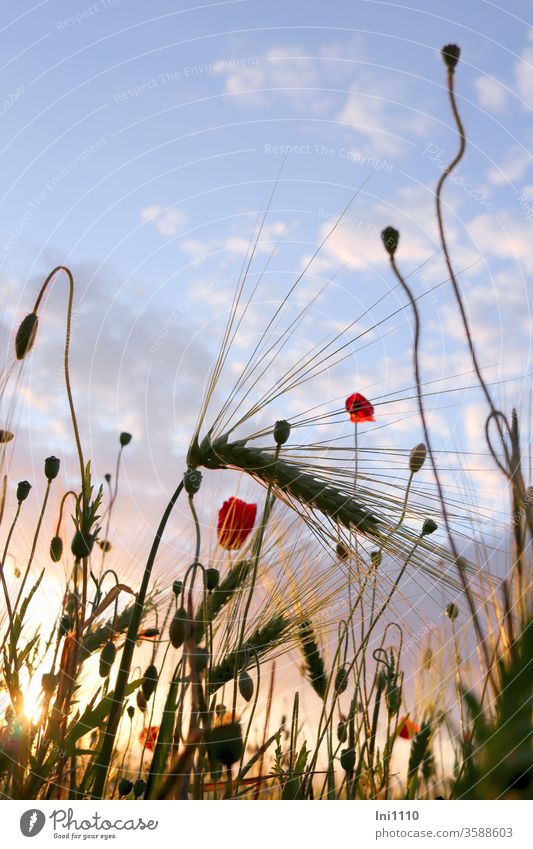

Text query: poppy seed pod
(172, 579), (183, 597)
(118, 778), (133, 797)
(273, 419), (291, 445)
(337, 720), (347, 743)
(0, 429), (14, 444)
(422, 518), (438, 536)
(381, 226), (399, 258)
(169, 606), (189, 649)
(205, 567), (220, 591)
(119, 431), (132, 447)
(133, 779), (146, 799)
(50, 535), (63, 562)
(141, 664), (158, 700)
(334, 666), (348, 695)
(445, 602), (459, 621)
(127, 706), (135, 720)
(183, 467), (202, 495)
(409, 443), (427, 473)
(340, 747), (356, 772)
(99, 641), (117, 678)
(15, 312), (38, 360)
(17, 480), (31, 503)
(71, 529), (95, 559)
(41, 672), (58, 695)
(205, 721), (244, 768)
(238, 669), (254, 702)
(442, 43), (460, 72)
(44, 456), (60, 481)
(136, 690), (147, 711)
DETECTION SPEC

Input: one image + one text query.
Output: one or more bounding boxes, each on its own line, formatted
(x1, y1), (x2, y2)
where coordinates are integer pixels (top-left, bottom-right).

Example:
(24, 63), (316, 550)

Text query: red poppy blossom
(139, 725), (159, 751)
(398, 716), (420, 740)
(345, 392), (375, 424)
(217, 497), (257, 550)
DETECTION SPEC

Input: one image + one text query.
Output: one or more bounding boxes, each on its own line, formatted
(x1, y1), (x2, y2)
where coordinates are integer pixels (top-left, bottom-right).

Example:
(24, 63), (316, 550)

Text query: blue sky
(1, 0), (532, 576)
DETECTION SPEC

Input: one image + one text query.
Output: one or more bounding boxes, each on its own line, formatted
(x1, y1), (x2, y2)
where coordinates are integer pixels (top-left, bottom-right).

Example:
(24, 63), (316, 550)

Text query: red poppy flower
(139, 725), (159, 751)
(345, 392), (375, 424)
(398, 716), (420, 740)
(217, 497), (257, 550)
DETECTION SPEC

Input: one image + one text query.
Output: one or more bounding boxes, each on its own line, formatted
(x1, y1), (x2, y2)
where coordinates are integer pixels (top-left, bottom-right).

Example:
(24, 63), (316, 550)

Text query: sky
(0, 0), (532, 632)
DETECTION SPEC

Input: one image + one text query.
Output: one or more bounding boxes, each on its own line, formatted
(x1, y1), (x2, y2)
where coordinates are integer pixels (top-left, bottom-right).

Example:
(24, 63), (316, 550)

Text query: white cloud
(140, 205), (187, 236)
(514, 29), (533, 109)
(474, 76), (508, 113)
(486, 144), (532, 186)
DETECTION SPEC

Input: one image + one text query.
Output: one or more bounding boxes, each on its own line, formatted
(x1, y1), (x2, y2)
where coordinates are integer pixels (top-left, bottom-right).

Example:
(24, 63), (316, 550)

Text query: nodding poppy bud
(136, 690), (147, 711)
(119, 432), (132, 447)
(205, 567), (220, 591)
(445, 602), (459, 621)
(422, 518), (438, 536)
(370, 550), (382, 568)
(133, 779), (145, 799)
(172, 579), (183, 598)
(169, 606), (189, 649)
(409, 443), (427, 473)
(127, 706), (135, 720)
(0, 429), (14, 444)
(44, 456), (60, 481)
(442, 44), (460, 72)
(340, 747), (356, 772)
(50, 535), (63, 562)
(205, 721), (244, 768)
(71, 529), (95, 559)
(17, 480), (31, 503)
(15, 312), (38, 360)
(41, 672), (58, 695)
(238, 669), (254, 702)
(98, 540), (112, 553)
(59, 614), (73, 635)
(334, 666), (348, 695)
(381, 226), (399, 258)
(118, 778), (133, 797)
(99, 641), (117, 678)
(183, 467), (202, 495)
(190, 646), (210, 673)
(141, 664), (158, 700)
(336, 542), (349, 560)
(273, 419), (291, 445)
(337, 720), (347, 743)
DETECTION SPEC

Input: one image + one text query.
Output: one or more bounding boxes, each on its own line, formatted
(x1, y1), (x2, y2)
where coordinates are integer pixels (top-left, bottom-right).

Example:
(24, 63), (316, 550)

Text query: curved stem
(0, 503), (21, 629)
(12, 480), (52, 621)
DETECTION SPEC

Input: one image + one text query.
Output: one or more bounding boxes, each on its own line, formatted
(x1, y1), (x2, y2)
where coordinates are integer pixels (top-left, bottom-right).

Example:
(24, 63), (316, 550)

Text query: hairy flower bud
(337, 719), (347, 743)
(15, 312), (38, 360)
(442, 43), (460, 72)
(99, 641), (117, 678)
(169, 606), (189, 649)
(340, 747), (356, 772)
(71, 529), (95, 559)
(381, 226), (399, 258)
(141, 664), (159, 700)
(445, 602), (459, 621)
(50, 535), (63, 562)
(0, 429), (14, 444)
(183, 467), (202, 495)
(127, 706), (135, 720)
(238, 669), (254, 702)
(118, 778), (133, 797)
(206, 721), (244, 768)
(119, 431), (132, 447)
(273, 419), (291, 445)
(422, 518), (438, 536)
(17, 480), (31, 503)
(409, 443), (427, 473)
(44, 456), (60, 481)
(205, 567), (220, 591)
(133, 779), (145, 799)
(334, 666), (348, 695)
(172, 579), (183, 597)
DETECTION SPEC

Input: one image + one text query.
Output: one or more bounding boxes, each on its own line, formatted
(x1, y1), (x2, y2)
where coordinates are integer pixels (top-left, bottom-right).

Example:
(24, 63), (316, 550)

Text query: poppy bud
(50, 535), (63, 562)
(337, 720), (347, 743)
(442, 44), (460, 72)
(445, 602), (459, 621)
(205, 721), (244, 768)
(133, 779), (145, 799)
(141, 664), (158, 700)
(381, 226), (399, 258)
(104, 473), (112, 484)
(99, 641), (116, 678)
(17, 480), (31, 503)
(340, 747), (356, 772)
(190, 646), (210, 673)
(273, 419), (291, 445)
(15, 312), (38, 360)
(409, 443), (427, 473)
(370, 550), (382, 568)
(138, 627), (159, 639)
(60, 614), (73, 635)
(169, 606), (189, 649)
(98, 540), (112, 553)
(71, 530), (95, 559)
(118, 778), (133, 797)
(422, 518), (438, 536)
(334, 666), (348, 695)
(119, 432), (132, 447)
(172, 579), (183, 597)
(127, 706), (135, 719)
(136, 690), (147, 711)
(238, 669), (254, 702)
(41, 672), (58, 695)
(183, 467), (202, 495)
(0, 429), (14, 444)
(205, 567), (220, 591)
(44, 456), (60, 481)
